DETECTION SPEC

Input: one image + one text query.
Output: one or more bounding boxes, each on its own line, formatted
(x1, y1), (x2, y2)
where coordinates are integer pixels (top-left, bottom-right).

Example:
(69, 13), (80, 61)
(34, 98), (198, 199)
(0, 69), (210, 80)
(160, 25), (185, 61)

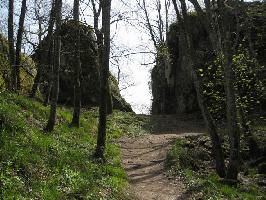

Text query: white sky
(80, 0), (168, 114)
(110, 17), (154, 114)
(108, 0), (174, 114)
(0, 0), (175, 114)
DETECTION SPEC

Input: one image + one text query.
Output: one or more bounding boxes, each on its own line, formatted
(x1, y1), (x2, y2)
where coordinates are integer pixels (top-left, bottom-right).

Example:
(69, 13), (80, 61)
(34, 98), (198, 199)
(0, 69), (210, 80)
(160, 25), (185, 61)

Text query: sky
(0, 0), (174, 114)
(107, 0), (174, 114)
(77, 0), (171, 114)
(109, 17), (154, 114)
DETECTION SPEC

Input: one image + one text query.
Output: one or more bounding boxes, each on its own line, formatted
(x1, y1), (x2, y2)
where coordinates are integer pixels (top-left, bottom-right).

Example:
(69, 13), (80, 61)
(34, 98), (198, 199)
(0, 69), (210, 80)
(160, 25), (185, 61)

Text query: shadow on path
(120, 114), (206, 200)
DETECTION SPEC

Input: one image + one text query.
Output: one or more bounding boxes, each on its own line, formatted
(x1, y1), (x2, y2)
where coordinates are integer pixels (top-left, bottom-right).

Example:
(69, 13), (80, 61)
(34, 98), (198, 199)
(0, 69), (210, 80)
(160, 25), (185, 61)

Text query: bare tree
(218, 0), (240, 180)
(136, 0), (170, 48)
(176, 0), (241, 180)
(91, 0), (113, 115)
(95, 0), (112, 159)
(30, 0), (55, 98)
(141, 0), (158, 47)
(8, 0), (15, 90)
(44, 0), (63, 132)
(14, 0), (27, 90)
(70, 0), (82, 127)
(172, 0), (226, 178)
(91, 0), (102, 31)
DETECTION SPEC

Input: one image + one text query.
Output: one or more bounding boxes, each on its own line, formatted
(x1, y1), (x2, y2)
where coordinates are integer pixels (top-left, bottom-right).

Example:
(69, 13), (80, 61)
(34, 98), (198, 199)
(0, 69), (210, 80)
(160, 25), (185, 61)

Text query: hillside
(1, 92), (266, 199)
(0, 91), (139, 199)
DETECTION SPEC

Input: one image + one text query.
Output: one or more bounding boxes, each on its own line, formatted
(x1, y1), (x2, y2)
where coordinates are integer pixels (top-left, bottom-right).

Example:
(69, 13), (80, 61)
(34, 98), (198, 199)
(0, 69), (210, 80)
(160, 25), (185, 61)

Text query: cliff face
(151, 2), (266, 115)
(152, 16), (207, 115)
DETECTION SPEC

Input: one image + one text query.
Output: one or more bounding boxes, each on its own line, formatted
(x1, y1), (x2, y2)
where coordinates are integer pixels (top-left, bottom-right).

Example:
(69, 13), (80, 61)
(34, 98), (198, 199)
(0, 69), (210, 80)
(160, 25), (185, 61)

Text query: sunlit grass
(0, 91), (134, 199)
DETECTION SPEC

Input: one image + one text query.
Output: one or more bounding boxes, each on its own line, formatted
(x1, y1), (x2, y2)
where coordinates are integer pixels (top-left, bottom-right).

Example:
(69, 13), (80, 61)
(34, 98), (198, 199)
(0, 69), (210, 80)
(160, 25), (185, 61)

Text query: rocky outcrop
(36, 20), (132, 112)
(151, 2), (266, 115)
(151, 16), (205, 115)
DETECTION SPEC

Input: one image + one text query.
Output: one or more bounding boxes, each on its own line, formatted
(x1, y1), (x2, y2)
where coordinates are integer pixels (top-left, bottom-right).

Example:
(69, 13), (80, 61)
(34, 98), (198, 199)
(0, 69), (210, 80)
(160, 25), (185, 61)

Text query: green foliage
(0, 33), (36, 93)
(245, 2), (266, 65)
(199, 49), (265, 120)
(165, 139), (190, 170)
(188, 173), (263, 200)
(156, 42), (171, 62)
(233, 49), (265, 112)
(0, 91), (131, 199)
(0, 33), (9, 90)
(19, 55), (36, 94)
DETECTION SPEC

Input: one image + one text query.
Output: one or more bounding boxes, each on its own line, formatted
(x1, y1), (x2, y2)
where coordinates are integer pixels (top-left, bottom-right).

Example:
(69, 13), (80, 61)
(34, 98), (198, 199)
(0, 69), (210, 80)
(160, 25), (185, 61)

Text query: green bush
(199, 49), (265, 120)
(0, 33), (36, 93)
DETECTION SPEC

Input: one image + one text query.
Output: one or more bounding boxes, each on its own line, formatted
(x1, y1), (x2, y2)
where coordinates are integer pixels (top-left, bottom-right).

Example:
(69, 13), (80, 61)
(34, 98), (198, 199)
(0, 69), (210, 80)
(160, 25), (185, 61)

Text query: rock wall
(151, 17), (204, 115)
(36, 20), (132, 112)
(151, 2), (266, 115)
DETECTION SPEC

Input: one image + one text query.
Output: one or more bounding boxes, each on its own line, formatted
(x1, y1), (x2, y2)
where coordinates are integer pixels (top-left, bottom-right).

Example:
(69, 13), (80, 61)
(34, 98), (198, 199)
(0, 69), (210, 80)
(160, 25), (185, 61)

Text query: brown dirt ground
(119, 115), (206, 200)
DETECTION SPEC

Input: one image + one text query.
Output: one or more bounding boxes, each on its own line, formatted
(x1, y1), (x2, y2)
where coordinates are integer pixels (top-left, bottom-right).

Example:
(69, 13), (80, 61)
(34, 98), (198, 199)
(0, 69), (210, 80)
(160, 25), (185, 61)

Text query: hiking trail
(119, 114), (206, 200)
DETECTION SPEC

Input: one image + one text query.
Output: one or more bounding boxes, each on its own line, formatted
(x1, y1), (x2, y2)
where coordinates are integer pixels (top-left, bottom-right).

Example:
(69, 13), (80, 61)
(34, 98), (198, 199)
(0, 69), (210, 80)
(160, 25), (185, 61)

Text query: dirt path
(120, 115), (206, 200)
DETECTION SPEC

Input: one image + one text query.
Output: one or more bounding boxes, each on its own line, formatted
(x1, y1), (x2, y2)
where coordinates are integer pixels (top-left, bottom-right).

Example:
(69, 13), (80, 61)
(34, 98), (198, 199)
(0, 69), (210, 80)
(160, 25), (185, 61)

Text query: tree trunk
(8, 0), (15, 90)
(92, 1), (112, 116)
(107, 81), (113, 115)
(30, 0), (56, 98)
(43, 43), (54, 106)
(218, 2), (240, 180)
(185, 0), (240, 180)
(177, 0), (226, 178)
(70, 0), (82, 127)
(239, 106), (259, 158)
(14, 0), (27, 90)
(44, 0), (62, 132)
(223, 38), (240, 180)
(142, 0), (157, 48)
(95, 0), (112, 159)
(30, 67), (41, 97)
(29, 3), (42, 98)
(192, 71), (226, 177)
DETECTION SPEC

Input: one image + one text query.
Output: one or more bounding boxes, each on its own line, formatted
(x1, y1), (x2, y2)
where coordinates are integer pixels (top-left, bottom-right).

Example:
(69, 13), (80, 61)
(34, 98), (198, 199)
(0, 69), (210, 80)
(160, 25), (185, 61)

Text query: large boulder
(36, 20), (132, 112)
(151, 16), (205, 114)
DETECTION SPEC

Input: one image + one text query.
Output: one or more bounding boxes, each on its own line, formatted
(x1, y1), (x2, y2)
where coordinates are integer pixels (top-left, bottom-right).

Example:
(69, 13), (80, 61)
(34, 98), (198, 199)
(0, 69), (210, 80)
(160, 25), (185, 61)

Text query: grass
(0, 91), (141, 199)
(166, 138), (266, 200)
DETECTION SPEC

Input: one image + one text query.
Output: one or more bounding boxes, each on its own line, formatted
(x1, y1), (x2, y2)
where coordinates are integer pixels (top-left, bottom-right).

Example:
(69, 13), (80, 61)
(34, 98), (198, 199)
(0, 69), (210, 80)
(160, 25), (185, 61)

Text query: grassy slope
(0, 91), (143, 200)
